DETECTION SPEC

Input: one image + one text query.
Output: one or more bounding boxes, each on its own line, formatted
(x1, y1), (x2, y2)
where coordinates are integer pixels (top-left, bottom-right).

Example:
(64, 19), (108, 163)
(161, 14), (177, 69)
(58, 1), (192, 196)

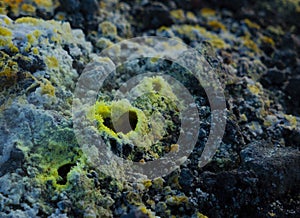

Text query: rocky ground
(0, 0), (299, 217)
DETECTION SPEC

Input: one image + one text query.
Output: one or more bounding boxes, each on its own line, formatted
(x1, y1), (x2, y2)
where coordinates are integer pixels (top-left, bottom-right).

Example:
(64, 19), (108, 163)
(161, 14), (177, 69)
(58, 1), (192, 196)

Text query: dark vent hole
(57, 163), (76, 185)
(103, 110), (138, 134)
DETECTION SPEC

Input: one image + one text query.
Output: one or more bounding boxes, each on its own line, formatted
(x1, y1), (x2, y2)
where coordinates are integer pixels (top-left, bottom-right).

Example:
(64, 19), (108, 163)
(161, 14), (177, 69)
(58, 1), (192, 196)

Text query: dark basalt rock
(59, 0), (81, 13)
(0, 147), (24, 177)
(198, 141), (300, 217)
(133, 2), (173, 30)
(260, 68), (287, 87)
(240, 142), (300, 197)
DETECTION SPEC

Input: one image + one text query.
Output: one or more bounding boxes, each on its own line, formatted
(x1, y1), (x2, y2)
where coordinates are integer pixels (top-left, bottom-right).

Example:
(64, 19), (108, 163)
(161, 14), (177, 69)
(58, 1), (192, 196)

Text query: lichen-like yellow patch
(90, 76), (181, 150)
(27, 73), (56, 96)
(186, 11), (197, 21)
(197, 212), (208, 218)
(33, 29), (41, 38)
(240, 114), (248, 122)
(99, 21), (117, 36)
(157, 26), (170, 32)
(40, 78), (55, 96)
(208, 20), (226, 31)
(267, 25), (284, 36)
(0, 38), (9, 47)
(0, 38), (19, 52)
(24, 42), (32, 52)
(0, 7), (6, 15)
(21, 3), (36, 13)
(244, 19), (260, 29)
(33, 133), (82, 190)
(284, 114), (297, 129)
(27, 30), (41, 45)
(170, 144), (179, 152)
(3, 17), (11, 25)
(55, 12), (65, 21)
(242, 35), (261, 53)
(173, 25), (229, 49)
(260, 35), (275, 47)
(132, 76), (178, 102)
(200, 8), (216, 17)
(50, 35), (61, 44)
(15, 17), (40, 25)
(139, 206), (155, 217)
(170, 9), (185, 22)
(248, 83), (263, 95)
(142, 179), (152, 189)
(91, 99), (150, 144)
(32, 47), (39, 54)
(34, 0), (54, 8)
(10, 44), (19, 53)
(0, 26), (12, 36)
(3, 0), (23, 15)
(0, 58), (18, 78)
(96, 38), (114, 50)
(46, 56), (59, 68)
(27, 34), (34, 44)
(166, 195), (188, 205)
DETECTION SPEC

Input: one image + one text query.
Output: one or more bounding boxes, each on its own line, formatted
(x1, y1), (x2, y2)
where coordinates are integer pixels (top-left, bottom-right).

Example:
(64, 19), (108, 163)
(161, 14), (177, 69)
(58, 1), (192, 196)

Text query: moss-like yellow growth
(89, 76), (181, 152)
(166, 195), (189, 205)
(21, 3), (36, 13)
(284, 114), (297, 129)
(244, 19), (260, 29)
(3, 17), (11, 24)
(99, 21), (117, 36)
(3, 0), (23, 15)
(0, 26), (12, 36)
(32, 30), (42, 39)
(142, 179), (152, 189)
(248, 83), (263, 96)
(267, 25), (285, 36)
(40, 78), (55, 96)
(0, 7), (6, 15)
(29, 128), (83, 190)
(15, 17), (40, 25)
(186, 11), (197, 21)
(200, 8), (216, 17)
(32, 47), (39, 54)
(0, 54), (19, 85)
(208, 20), (226, 31)
(55, 12), (65, 21)
(26, 34), (34, 44)
(27, 30), (41, 44)
(170, 144), (179, 152)
(34, 0), (53, 8)
(1, 39), (17, 53)
(173, 25), (229, 49)
(170, 9), (185, 22)
(139, 206), (155, 217)
(96, 38), (114, 50)
(46, 56), (59, 68)
(91, 99), (151, 146)
(197, 212), (208, 218)
(242, 35), (261, 53)
(260, 35), (275, 47)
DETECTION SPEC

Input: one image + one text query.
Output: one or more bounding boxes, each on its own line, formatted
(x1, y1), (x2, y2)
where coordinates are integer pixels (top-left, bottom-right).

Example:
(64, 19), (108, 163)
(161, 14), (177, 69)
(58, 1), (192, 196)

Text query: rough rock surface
(0, 0), (299, 217)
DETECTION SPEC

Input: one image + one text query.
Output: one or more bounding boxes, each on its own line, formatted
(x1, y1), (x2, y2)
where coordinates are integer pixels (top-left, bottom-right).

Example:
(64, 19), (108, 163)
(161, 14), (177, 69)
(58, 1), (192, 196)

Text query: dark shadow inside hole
(103, 110), (138, 134)
(103, 117), (116, 132)
(57, 163), (76, 185)
(129, 111), (138, 130)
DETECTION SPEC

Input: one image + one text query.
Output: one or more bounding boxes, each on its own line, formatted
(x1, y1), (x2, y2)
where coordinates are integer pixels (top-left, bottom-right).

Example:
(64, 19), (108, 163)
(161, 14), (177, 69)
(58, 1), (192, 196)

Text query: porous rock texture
(0, 0), (299, 217)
